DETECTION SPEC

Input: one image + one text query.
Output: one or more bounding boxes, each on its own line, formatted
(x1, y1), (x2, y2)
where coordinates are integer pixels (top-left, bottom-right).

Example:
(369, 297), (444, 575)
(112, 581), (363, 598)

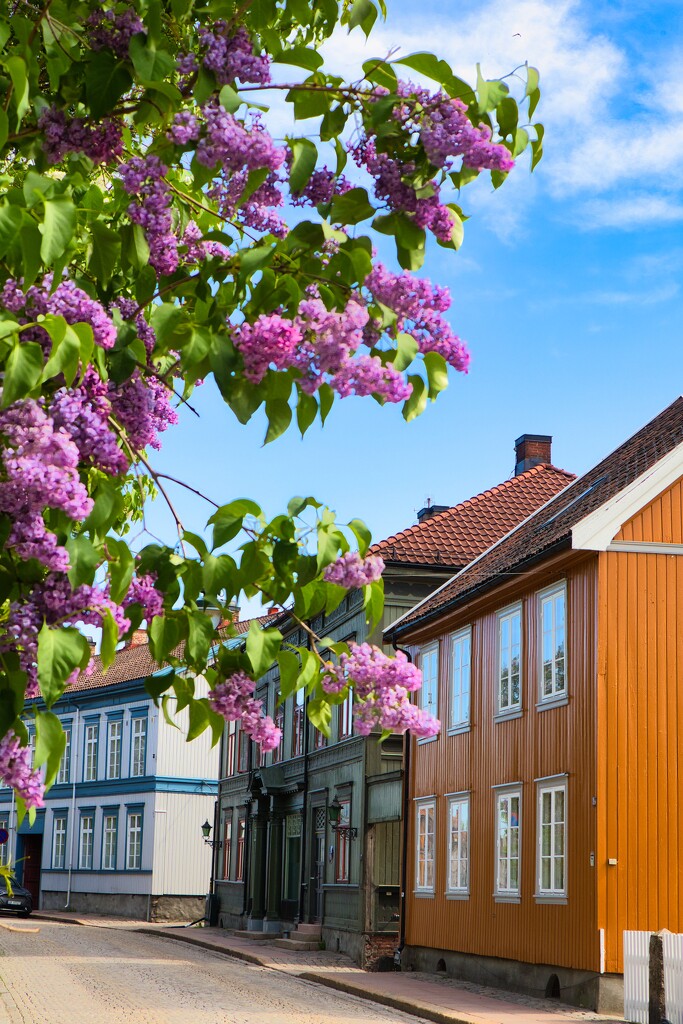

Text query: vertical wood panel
(406, 557), (598, 972)
(615, 479), (683, 543)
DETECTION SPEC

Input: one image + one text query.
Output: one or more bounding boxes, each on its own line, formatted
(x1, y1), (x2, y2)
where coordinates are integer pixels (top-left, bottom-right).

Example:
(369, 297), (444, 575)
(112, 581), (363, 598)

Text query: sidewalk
(33, 911), (626, 1024)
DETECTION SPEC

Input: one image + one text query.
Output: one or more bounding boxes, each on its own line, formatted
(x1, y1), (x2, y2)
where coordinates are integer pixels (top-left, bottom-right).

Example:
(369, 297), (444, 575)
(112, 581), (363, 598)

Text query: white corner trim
(572, 440), (683, 552)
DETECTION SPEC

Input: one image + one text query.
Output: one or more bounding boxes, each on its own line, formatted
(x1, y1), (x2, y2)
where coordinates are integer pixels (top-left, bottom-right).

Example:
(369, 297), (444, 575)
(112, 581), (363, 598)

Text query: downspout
(65, 706), (80, 910)
(240, 733), (253, 918)
(9, 789), (15, 872)
(297, 631), (311, 924)
(394, 645), (412, 963)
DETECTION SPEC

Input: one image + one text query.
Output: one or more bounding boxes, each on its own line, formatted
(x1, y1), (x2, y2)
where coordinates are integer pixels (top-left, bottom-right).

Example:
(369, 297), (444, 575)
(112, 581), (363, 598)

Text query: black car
(0, 877), (32, 917)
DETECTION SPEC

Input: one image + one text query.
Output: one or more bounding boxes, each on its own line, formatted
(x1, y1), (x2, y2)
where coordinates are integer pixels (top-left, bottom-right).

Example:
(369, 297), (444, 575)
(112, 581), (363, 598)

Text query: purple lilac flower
(87, 8), (144, 58)
(209, 672), (282, 751)
(38, 107), (123, 165)
(198, 23), (270, 85)
(324, 552), (385, 588)
(0, 734), (44, 809)
(119, 155), (179, 276)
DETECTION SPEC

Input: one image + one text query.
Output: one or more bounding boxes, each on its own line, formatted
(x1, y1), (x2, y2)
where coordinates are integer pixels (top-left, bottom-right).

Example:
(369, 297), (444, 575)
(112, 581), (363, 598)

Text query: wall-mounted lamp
(328, 797), (358, 839)
(201, 819), (223, 849)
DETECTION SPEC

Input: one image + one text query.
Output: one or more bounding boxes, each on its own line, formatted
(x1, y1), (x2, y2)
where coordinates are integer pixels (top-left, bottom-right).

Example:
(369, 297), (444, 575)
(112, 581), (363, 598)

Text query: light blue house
(0, 632), (218, 920)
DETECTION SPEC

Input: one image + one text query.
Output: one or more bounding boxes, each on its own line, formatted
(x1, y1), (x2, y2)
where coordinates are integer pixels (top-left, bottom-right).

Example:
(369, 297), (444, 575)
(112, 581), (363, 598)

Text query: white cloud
(580, 195), (683, 229)
(584, 282), (680, 305)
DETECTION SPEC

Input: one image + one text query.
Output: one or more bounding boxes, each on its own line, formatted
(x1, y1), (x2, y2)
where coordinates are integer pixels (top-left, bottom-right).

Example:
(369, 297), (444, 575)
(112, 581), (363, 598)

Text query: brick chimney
(514, 434), (552, 476)
(128, 628), (148, 648)
(417, 500), (450, 524)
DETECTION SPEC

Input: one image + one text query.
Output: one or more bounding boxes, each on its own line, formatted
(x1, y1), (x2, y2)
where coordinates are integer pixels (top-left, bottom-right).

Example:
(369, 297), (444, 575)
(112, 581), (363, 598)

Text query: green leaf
(187, 699), (210, 741)
(0, 109), (7, 150)
(395, 53), (475, 104)
(476, 64), (509, 113)
(348, 0), (375, 32)
(277, 650), (300, 700)
(362, 58), (397, 92)
(274, 47), (323, 71)
(513, 127), (529, 157)
(246, 622), (282, 678)
(128, 36), (174, 81)
(107, 538), (135, 603)
(2, 341), (43, 406)
(40, 196), (77, 265)
(296, 390), (318, 436)
(149, 615), (184, 662)
(100, 608), (119, 671)
(41, 321), (82, 386)
(37, 625), (90, 709)
(4, 56), (30, 126)
(531, 123), (544, 170)
(497, 96), (518, 138)
(307, 697), (332, 737)
(264, 398), (292, 444)
(218, 84), (241, 113)
(20, 221), (43, 287)
(423, 351), (449, 400)
(86, 52), (133, 119)
(526, 65), (540, 98)
(89, 221), (121, 285)
(187, 611), (215, 664)
(66, 535), (100, 588)
(288, 138), (318, 193)
(0, 204), (23, 259)
(209, 498), (262, 549)
(363, 577), (384, 628)
(0, 320), (20, 341)
(330, 187), (375, 225)
(402, 375), (427, 422)
(348, 518), (372, 556)
(393, 332), (419, 372)
(34, 711), (67, 790)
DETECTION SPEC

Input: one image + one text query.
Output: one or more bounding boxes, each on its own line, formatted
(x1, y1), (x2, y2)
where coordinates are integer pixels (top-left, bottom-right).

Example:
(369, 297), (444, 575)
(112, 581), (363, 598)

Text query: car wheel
(18, 910), (30, 918)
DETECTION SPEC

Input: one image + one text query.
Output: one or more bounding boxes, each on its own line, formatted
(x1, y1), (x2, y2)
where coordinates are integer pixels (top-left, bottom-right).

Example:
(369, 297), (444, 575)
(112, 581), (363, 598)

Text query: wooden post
(648, 931), (665, 1024)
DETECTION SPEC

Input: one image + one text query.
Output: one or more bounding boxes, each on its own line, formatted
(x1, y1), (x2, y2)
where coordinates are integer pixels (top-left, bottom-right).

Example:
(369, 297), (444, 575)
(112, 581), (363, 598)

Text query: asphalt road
(0, 921), (430, 1024)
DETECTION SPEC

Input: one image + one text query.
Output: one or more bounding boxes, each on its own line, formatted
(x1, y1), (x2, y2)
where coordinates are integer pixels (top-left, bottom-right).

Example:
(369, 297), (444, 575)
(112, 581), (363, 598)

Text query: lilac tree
(0, 0), (542, 817)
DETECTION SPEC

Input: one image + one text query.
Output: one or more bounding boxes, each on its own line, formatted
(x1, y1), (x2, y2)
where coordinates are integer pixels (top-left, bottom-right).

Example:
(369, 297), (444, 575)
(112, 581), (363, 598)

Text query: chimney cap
(514, 432), (552, 447)
(514, 434), (553, 476)
(417, 503), (449, 523)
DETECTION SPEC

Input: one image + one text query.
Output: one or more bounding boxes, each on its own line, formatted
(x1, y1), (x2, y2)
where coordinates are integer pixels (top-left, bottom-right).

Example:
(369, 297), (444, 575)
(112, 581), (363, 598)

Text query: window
(495, 789), (521, 899)
(226, 721), (237, 776)
(420, 644), (439, 720)
(79, 814), (94, 870)
(539, 585), (566, 704)
(130, 717), (147, 777)
(126, 811), (142, 870)
(314, 727), (327, 749)
(334, 799), (351, 883)
(497, 606), (521, 715)
(450, 629), (471, 730)
(447, 795), (469, 895)
(338, 688), (353, 740)
(272, 696), (284, 763)
(56, 726), (71, 785)
(285, 814), (302, 897)
(237, 728), (249, 773)
(107, 720), (122, 780)
(0, 818), (9, 867)
(52, 814), (67, 869)
(415, 800), (435, 893)
(236, 816), (246, 881)
(222, 818), (232, 879)
(84, 722), (98, 781)
(102, 814), (118, 870)
(292, 690), (305, 757)
(537, 779), (567, 897)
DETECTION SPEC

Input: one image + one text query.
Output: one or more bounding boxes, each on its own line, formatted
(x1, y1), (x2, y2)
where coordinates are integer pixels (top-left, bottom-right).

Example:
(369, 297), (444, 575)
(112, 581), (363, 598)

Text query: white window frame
(536, 776), (567, 901)
(496, 604), (522, 718)
(130, 717), (147, 777)
(126, 811), (143, 870)
(52, 814), (67, 869)
(107, 719), (122, 780)
(449, 628), (471, 733)
(102, 814), (118, 871)
(0, 818), (9, 867)
(494, 786), (521, 901)
(56, 726), (71, 785)
(446, 793), (470, 897)
(538, 583), (567, 708)
(419, 643), (439, 735)
(79, 814), (94, 870)
(414, 798), (436, 895)
(84, 722), (98, 782)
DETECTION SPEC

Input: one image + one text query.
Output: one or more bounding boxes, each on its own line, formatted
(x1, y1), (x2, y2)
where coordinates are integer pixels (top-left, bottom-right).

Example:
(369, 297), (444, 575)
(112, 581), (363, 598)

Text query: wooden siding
(406, 557), (599, 972)
(597, 548), (683, 972)
(614, 478), (683, 543)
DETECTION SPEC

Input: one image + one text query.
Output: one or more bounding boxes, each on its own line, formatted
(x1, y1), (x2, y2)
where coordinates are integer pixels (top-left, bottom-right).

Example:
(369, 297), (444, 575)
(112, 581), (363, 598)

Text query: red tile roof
(391, 397), (683, 636)
(66, 615), (271, 694)
(372, 464), (575, 569)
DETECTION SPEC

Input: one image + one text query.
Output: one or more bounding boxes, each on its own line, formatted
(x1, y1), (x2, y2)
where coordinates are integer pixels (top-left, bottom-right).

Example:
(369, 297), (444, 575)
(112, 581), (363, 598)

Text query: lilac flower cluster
(38, 107), (123, 165)
(323, 643), (440, 738)
(0, 399), (93, 571)
(124, 574), (164, 622)
(209, 172), (287, 238)
(167, 110), (200, 146)
(2, 275), (117, 350)
(119, 156), (178, 277)
(324, 552), (385, 588)
(198, 23), (271, 85)
(365, 264), (470, 373)
(109, 371), (178, 453)
(208, 672), (282, 751)
(87, 8), (144, 58)
(111, 299), (156, 356)
(181, 221), (230, 264)
(0, 733), (44, 809)
(419, 96), (515, 172)
(51, 369), (128, 475)
(196, 104), (285, 174)
(291, 167), (351, 207)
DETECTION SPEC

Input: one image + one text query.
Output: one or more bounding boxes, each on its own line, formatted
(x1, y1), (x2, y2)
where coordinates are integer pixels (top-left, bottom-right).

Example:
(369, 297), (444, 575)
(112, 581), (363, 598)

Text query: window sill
(413, 890), (435, 898)
(447, 724), (470, 737)
(536, 695), (568, 712)
(417, 735), (438, 745)
(494, 894), (521, 903)
(494, 708), (523, 723)
(534, 894), (568, 904)
(445, 891), (469, 901)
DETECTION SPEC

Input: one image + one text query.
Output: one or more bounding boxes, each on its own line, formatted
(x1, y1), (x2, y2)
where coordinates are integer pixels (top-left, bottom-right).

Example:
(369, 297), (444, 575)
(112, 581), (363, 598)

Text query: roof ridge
(373, 463), (575, 553)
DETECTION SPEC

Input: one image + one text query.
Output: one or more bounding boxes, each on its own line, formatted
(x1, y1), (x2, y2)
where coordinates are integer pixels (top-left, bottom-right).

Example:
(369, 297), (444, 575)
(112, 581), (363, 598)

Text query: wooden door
(21, 835), (42, 903)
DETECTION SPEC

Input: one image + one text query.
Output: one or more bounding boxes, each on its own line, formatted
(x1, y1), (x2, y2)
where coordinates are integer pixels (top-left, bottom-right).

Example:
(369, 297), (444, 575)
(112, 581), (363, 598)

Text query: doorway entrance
(20, 835), (43, 904)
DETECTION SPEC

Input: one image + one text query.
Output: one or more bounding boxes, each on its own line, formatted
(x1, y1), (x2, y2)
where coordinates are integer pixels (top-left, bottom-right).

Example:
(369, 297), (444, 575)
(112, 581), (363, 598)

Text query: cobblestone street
(0, 922), (430, 1024)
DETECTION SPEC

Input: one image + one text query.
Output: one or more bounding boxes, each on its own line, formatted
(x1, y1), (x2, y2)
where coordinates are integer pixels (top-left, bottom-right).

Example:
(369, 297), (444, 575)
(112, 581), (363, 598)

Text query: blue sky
(145, 0), (683, 590)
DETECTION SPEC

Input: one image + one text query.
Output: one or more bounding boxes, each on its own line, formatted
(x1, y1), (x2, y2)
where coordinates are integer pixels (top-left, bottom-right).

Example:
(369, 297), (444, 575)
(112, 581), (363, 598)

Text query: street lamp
(327, 797), (358, 839)
(201, 820), (223, 849)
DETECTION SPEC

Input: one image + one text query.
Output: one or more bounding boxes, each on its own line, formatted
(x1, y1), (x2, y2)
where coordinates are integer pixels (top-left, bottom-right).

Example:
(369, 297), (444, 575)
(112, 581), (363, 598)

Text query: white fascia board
(572, 440), (683, 552)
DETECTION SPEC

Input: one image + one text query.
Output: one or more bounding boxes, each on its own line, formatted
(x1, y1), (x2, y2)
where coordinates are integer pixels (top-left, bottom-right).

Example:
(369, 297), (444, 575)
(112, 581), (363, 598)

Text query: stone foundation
(402, 945), (624, 1015)
(362, 932), (399, 971)
(41, 890), (205, 922)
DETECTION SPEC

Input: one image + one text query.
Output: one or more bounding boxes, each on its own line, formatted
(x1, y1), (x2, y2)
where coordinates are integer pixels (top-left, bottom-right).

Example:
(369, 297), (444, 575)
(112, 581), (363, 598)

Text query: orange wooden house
(386, 398), (683, 1014)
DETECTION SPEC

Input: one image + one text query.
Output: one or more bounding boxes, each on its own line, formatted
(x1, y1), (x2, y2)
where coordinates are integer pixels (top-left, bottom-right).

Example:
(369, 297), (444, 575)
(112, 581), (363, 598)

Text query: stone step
(293, 923), (322, 937)
(272, 937), (321, 952)
(229, 929), (281, 942)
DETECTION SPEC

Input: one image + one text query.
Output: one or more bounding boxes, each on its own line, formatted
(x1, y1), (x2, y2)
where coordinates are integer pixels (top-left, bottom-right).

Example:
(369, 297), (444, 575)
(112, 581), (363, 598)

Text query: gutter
(65, 706), (80, 910)
(297, 630), (311, 924)
(393, 645), (412, 967)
